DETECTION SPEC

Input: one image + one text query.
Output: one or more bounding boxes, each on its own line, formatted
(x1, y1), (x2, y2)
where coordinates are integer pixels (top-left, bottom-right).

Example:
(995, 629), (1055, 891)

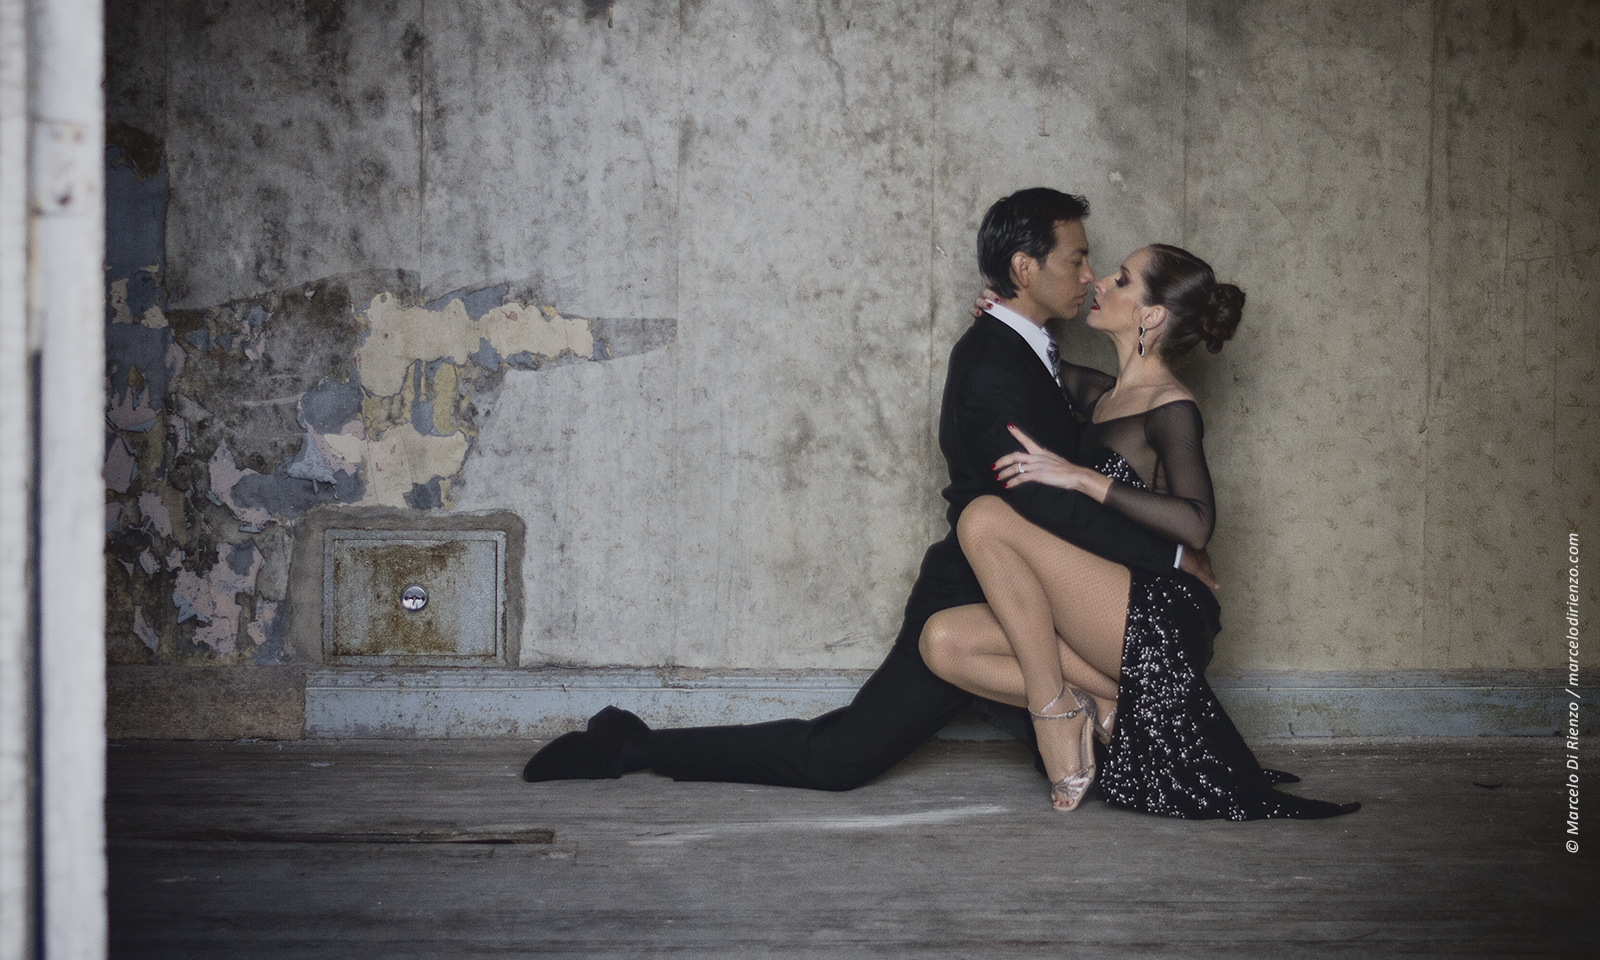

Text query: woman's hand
(969, 286), (1002, 318)
(992, 424), (1112, 502)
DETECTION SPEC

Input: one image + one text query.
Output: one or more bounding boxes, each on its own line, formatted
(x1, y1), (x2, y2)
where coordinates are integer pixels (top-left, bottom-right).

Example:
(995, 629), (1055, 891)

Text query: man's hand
(1179, 546), (1219, 591)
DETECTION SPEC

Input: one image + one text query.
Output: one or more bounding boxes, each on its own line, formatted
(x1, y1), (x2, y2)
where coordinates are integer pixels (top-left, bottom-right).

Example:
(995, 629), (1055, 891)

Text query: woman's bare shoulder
(1148, 384), (1197, 410)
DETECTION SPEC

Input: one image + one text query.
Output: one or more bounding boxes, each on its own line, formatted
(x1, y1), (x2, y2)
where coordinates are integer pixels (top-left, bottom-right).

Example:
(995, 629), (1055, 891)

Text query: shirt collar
(983, 300), (1056, 377)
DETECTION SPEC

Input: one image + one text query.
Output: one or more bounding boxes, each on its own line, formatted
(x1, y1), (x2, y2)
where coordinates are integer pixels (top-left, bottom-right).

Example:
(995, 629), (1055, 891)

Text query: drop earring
(1137, 325), (1146, 357)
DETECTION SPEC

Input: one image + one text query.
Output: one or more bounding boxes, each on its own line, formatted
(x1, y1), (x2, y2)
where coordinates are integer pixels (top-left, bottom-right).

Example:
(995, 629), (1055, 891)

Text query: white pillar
(0, 0), (106, 956)
(0, 0), (34, 956)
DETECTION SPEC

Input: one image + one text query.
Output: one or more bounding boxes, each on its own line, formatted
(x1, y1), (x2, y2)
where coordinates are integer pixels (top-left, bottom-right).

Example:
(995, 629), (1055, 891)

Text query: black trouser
(646, 535), (1005, 790)
(646, 634), (974, 791)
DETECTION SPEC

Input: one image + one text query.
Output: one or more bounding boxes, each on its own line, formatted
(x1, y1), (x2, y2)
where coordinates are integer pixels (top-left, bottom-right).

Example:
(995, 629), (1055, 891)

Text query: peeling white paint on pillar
(26, 0), (108, 955)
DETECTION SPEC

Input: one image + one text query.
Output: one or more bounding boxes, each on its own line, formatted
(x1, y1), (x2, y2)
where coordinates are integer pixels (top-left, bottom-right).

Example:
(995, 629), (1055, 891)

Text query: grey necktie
(1046, 337), (1060, 384)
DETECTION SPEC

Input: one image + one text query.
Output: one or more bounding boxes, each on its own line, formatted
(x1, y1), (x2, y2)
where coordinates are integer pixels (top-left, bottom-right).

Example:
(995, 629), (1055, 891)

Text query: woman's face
(1088, 247), (1153, 335)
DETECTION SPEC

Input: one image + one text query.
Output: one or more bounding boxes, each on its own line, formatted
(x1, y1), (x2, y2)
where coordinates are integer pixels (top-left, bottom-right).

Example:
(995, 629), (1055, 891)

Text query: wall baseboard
(302, 667), (1593, 740)
(108, 665), (306, 740)
(303, 668), (874, 739)
(1205, 669), (1585, 738)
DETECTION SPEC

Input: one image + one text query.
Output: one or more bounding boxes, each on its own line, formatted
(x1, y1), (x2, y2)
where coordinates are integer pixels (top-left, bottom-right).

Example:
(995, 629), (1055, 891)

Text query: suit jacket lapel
(976, 313), (1059, 393)
(974, 313), (1079, 449)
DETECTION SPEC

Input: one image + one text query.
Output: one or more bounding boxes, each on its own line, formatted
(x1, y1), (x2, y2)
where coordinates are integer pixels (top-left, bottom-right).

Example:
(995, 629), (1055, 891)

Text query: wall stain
(102, 128), (677, 666)
(328, 542), (466, 658)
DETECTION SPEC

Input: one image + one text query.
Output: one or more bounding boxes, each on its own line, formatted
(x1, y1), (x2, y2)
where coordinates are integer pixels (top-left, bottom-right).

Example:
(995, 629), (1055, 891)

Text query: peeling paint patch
(230, 461), (362, 520)
(357, 293), (595, 397)
(247, 599), (283, 663)
(286, 432), (338, 485)
(200, 544), (263, 655)
(172, 569), (205, 624)
(104, 437), (137, 494)
(427, 284), (507, 320)
(322, 424), (471, 509)
(137, 491), (173, 537)
(132, 606), (159, 652)
(106, 320), (178, 404)
(166, 413), (189, 456)
(174, 545), (263, 656)
(109, 387), (160, 432)
(109, 278), (135, 325)
(300, 377), (363, 433)
(208, 441), (271, 528)
(104, 141), (167, 320)
(101, 160), (676, 667)
(111, 281), (171, 330)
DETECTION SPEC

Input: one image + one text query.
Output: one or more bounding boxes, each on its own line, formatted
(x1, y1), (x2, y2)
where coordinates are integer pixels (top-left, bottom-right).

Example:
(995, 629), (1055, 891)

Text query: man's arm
(958, 369), (1178, 574)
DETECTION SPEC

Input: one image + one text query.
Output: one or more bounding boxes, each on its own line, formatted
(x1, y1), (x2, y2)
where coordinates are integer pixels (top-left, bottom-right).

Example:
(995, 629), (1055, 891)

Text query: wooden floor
(108, 736), (1595, 958)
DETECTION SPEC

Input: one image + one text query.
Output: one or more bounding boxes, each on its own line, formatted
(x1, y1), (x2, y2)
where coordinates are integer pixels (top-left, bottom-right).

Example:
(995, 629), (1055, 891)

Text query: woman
(921, 243), (1357, 820)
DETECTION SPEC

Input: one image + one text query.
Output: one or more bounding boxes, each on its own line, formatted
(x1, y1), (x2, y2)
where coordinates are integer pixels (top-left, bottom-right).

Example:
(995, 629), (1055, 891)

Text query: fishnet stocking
(957, 495), (1130, 683)
(919, 604), (1117, 709)
(952, 495), (1131, 784)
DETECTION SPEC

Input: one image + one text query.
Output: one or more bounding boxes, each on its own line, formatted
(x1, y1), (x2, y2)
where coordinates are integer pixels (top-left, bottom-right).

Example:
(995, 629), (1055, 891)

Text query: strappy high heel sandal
(1030, 684), (1099, 812)
(1095, 705), (1116, 746)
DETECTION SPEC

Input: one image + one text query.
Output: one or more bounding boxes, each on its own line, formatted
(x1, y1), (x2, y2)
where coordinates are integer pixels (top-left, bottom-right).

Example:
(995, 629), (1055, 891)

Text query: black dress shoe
(522, 706), (650, 782)
(588, 704), (650, 742)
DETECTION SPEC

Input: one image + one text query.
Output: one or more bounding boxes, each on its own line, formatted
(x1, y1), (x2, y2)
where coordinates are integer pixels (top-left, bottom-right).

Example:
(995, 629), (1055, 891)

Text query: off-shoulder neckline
(1088, 397), (1200, 427)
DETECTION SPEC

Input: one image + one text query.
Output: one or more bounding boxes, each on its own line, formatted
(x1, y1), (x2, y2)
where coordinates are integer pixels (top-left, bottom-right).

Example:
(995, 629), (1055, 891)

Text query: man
(524, 188), (1206, 789)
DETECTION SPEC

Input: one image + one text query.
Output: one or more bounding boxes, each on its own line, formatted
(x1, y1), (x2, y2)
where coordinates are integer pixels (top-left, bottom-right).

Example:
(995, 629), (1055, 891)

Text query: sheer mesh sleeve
(1058, 361), (1114, 418)
(1101, 400), (1215, 549)
(952, 351), (1180, 574)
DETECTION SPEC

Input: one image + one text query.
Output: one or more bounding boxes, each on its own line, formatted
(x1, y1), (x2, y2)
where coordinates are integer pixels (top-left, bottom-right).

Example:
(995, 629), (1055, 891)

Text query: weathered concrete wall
(102, 1), (1598, 731)
(1184, 0), (1599, 672)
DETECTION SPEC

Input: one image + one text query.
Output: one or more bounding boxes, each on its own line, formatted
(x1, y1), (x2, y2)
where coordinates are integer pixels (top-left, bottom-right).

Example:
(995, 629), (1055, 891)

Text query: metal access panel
(323, 529), (507, 665)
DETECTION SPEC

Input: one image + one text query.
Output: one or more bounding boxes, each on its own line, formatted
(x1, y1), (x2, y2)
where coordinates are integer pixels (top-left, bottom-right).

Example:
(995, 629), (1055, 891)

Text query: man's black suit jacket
(897, 311), (1178, 645)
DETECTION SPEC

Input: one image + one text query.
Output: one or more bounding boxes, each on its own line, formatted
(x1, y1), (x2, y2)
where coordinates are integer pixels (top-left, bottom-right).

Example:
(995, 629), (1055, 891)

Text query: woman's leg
(955, 496), (1132, 793)
(919, 604), (1118, 718)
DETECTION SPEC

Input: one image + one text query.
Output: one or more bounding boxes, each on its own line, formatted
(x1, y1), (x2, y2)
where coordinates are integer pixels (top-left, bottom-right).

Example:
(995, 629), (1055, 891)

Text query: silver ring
(1018, 463), (1026, 474)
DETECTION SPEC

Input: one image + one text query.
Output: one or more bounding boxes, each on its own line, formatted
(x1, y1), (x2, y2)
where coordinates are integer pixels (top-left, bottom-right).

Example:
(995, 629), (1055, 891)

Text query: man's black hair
(976, 188), (1091, 299)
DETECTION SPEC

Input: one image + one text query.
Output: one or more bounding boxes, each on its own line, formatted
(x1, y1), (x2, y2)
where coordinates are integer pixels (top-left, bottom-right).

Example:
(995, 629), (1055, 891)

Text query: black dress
(1061, 363), (1357, 820)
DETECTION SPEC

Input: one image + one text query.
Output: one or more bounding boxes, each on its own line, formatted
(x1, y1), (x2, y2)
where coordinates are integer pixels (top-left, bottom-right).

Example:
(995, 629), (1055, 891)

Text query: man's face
(1023, 220), (1094, 321)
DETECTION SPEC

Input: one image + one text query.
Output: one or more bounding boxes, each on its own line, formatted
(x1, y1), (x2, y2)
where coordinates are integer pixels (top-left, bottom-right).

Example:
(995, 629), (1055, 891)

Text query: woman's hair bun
(1199, 283), (1245, 353)
(1141, 244), (1244, 361)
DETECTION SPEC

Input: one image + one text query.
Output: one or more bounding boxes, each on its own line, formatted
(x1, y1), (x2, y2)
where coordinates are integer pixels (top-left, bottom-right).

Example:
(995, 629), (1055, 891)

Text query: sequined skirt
(1097, 568), (1355, 820)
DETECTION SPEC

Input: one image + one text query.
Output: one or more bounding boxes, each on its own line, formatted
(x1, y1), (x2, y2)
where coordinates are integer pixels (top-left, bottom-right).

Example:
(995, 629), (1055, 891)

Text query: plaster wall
(101, 1), (1598, 728)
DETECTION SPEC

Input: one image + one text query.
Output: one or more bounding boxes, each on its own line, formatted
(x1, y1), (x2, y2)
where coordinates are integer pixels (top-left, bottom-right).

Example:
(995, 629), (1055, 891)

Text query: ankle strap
(1029, 684), (1087, 721)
